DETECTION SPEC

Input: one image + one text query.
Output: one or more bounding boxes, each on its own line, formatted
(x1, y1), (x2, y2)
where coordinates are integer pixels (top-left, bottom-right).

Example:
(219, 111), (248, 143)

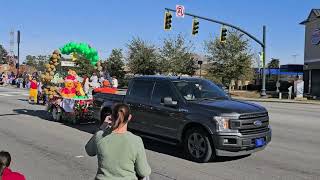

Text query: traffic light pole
(261, 26), (267, 97)
(165, 8), (267, 97)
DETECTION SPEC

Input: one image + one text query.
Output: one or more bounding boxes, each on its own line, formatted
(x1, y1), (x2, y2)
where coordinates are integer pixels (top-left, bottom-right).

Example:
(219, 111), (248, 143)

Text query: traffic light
(192, 18), (199, 35)
(220, 27), (227, 42)
(164, 12), (172, 30)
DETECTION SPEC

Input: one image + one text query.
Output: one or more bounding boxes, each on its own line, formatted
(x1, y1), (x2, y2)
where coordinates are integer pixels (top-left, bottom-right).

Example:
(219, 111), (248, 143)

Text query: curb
(233, 97), (320, 105)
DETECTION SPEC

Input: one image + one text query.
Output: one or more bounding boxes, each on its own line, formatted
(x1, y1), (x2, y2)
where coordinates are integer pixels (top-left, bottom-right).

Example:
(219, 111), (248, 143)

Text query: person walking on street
(85, 103), (151, 180)
(28, 77), (38, 104)
(0, 151), (25, 180)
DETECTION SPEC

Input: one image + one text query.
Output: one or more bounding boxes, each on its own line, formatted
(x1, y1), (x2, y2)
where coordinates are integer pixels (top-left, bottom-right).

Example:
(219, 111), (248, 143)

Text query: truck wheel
(184, 127), (214, 163)
(52, 107), (61, 122)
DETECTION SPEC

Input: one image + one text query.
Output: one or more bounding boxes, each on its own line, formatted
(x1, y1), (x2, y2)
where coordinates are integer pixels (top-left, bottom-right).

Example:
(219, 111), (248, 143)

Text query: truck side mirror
(163, 97), (178, 107)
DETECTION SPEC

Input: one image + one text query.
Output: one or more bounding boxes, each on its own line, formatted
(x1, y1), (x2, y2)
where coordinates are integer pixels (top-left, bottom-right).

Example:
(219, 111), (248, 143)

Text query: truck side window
(129, 80), (154, 103)
(151, 81), (176, 105)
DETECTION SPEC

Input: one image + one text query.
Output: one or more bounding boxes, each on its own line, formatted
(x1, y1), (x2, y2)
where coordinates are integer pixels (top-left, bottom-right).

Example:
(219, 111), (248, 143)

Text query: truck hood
(191, 99), (266, 115)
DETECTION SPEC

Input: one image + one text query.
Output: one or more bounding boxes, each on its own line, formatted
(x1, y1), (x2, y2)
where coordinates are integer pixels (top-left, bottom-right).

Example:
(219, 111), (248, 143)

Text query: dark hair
(0, 161), (5, 179)
(0, 151), (11, 169)
(111, 103), (130, 130)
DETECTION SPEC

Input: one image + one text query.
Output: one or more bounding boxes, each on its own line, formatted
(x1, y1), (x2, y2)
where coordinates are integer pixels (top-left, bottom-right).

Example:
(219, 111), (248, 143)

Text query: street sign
(176, 5), (185, 18)
(61, 61), (76, 67)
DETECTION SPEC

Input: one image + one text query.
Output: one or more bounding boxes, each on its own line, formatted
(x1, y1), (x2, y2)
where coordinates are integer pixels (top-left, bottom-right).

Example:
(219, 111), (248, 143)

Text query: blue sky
(0, 0), (318, 65)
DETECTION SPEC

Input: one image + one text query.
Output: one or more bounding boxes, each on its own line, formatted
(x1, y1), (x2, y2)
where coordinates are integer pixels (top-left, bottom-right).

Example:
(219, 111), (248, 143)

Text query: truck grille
(239, 126), (269, 135)
(231, 112), (270, 135)
(239, 112), (268, 119)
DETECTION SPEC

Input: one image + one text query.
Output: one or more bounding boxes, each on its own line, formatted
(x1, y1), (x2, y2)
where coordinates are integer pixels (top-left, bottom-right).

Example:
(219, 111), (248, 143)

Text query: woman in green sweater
(85, 103), (151, 180)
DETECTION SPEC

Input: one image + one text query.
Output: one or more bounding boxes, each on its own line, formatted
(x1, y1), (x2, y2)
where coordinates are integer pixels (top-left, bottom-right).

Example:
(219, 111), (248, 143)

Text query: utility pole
(164, 8), (267, 97)
(292, 54), (299, 63)
(17, 30), (20, 76)
(260, 26), (267, 97)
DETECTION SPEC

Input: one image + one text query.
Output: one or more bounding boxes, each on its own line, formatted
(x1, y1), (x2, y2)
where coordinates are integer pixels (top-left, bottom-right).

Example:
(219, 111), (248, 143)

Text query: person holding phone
(85, 103), (151, 180)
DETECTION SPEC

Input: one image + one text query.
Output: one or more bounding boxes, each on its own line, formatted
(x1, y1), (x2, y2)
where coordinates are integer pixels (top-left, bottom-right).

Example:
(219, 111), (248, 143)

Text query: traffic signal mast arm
(165, 8), (264, 48)
(164, 7), (267, 97)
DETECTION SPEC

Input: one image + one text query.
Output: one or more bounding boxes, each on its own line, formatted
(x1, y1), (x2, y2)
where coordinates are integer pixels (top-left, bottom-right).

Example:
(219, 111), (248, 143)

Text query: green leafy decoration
(59, 42), (99, 65)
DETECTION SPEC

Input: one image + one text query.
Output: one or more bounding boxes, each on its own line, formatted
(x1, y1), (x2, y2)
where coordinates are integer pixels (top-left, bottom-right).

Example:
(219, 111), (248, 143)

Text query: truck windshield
(173, 79), (228, 101)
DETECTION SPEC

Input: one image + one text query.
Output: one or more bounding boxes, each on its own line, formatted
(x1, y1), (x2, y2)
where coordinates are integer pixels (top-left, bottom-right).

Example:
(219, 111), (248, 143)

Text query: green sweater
(85, 130), (151, 180)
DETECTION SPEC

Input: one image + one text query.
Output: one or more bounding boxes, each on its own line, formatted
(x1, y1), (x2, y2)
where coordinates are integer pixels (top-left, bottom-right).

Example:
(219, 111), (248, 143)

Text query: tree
(159, 34), (196, 75)
(127, 37), (158, 75)
(25, 55), (49, 72)
(74, 55), (96, 77)
(0, 45), (8, 64)
(104, 49), (125, 79)
(204, 31), (253, 85)
(268, 58), (280, 68)
(25, 55), (37, 67)
(36, 55), (49, 72)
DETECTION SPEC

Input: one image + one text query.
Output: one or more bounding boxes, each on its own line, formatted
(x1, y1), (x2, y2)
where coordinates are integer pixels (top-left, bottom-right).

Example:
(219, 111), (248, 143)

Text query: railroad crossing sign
(176, 5), (185, 18)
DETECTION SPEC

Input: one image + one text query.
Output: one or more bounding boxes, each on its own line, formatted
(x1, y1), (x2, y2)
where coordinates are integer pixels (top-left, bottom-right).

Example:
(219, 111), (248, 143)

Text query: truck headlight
(214, 116), (231, 132)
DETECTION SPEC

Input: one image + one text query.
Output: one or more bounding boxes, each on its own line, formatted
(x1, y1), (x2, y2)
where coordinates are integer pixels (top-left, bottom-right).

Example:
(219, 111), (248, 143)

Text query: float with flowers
(42, 42), (103, 124)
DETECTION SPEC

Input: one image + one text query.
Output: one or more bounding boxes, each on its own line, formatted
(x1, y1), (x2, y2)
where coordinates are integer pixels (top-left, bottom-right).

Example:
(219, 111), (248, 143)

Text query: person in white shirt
(82, 76), (90, 95)
(112, 76), (118, 88)
(90, 73), (100, 89)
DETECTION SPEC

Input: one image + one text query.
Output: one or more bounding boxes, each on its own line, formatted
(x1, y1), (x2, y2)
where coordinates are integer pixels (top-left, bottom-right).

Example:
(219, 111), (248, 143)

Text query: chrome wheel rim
(52, 108), (57, 120)
(187, 132), (207, 159)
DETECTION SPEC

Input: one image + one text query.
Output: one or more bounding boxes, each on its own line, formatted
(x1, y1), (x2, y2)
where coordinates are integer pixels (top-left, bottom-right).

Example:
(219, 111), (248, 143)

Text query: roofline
(300, 20), (308, 25)
(300, 9), (320, 25)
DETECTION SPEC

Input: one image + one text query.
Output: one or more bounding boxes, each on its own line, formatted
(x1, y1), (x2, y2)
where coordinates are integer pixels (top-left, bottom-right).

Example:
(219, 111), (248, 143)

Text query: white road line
(0, 93), (29, 97)
(0, 93), (13, 96)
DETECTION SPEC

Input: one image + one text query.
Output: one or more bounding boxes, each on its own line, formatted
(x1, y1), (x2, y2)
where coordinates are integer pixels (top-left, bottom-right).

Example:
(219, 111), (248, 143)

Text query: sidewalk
(233, 96), (320, 105)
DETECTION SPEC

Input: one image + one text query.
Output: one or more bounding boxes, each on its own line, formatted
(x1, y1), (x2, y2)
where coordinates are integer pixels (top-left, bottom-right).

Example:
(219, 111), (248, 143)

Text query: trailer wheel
(52, 107), (62, 122)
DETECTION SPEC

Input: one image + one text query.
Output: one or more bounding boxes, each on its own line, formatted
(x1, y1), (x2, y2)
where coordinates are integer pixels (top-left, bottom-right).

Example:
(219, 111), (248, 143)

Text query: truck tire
(184, 127), (214, 163)
(52, 107), (62, 122)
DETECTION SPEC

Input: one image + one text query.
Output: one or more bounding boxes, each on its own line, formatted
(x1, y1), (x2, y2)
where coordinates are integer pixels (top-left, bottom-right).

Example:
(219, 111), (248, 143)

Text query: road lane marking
(0, 93), (29, 97)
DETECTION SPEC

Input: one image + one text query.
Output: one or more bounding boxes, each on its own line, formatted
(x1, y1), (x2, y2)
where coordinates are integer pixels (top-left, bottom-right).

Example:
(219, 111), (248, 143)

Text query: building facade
(301, 9), (320, 97)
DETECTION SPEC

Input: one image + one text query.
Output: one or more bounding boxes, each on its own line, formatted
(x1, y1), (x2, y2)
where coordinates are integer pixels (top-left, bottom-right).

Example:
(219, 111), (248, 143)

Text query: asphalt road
(0, 86), (320, 180)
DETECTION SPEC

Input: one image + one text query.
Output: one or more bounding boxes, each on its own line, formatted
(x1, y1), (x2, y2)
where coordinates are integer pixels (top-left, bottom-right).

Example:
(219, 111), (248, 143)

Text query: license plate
(255, 138), (265, 147)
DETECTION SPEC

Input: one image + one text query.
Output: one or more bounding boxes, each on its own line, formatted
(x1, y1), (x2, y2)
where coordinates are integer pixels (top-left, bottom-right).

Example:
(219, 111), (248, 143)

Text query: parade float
(42, 42), (103, 124)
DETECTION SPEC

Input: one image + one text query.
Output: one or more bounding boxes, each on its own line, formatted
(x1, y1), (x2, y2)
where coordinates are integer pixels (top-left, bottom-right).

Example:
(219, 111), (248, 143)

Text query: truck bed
(93, 89), (127, 102)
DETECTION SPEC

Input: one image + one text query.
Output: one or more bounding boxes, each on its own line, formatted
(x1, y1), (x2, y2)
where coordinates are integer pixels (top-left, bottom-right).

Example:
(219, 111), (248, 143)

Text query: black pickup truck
(93, 76), (271, 163)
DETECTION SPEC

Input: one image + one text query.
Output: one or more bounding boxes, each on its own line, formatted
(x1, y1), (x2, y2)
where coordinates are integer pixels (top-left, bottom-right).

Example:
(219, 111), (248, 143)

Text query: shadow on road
(18, 99), (28, 102)
(11, 108), (249, 163)
(0, 113), (19, 117)
(13, 109), (51, 120)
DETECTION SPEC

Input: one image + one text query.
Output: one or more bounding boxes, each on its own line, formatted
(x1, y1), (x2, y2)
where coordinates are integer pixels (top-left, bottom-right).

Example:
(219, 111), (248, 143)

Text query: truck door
(124, 80), (154, 133)
(149, 81), (184, 139)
